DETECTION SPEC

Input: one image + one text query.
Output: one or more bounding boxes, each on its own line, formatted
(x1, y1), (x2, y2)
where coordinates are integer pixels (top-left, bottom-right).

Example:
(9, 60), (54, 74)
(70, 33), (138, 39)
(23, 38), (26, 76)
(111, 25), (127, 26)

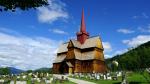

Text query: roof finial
(80, 8), (86, 32)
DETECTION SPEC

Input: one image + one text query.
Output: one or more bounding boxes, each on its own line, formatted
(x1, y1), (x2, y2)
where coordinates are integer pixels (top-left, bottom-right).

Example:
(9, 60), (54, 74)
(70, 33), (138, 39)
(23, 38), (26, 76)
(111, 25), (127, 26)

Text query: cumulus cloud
(102, 42), (112, 52)
(123, 35), (150, 47)
(49, 28), (68, 35)
(117, 28), (135, 34)
(0, 32), (61, 70)
(37, 0), (69, 23)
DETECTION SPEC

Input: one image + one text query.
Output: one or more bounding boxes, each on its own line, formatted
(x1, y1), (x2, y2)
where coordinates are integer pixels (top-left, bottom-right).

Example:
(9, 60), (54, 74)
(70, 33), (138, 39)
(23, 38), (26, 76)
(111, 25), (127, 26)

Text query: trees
(0, 67), (10, 75)
(0, 0), (48, 12)
(106, 41), (150, 71)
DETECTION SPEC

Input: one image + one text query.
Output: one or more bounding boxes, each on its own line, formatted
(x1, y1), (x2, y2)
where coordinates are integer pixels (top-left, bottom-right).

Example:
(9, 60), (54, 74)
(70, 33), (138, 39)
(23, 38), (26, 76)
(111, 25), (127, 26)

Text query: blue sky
(0, 0), (150, 70)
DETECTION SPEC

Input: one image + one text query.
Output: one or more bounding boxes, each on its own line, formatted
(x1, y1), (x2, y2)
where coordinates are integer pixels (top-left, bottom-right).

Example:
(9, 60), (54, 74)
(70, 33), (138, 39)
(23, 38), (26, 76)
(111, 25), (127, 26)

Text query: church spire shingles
(80, 9), (86, 32)
(77, 9), (89, 44)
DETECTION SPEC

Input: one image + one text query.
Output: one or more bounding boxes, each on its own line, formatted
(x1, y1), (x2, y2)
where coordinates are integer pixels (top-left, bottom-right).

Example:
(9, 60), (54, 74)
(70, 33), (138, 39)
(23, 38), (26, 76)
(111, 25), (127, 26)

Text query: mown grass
(127, 71), (150, 84)
(51, 79), (76, 84)
(69, 71), (150, 84)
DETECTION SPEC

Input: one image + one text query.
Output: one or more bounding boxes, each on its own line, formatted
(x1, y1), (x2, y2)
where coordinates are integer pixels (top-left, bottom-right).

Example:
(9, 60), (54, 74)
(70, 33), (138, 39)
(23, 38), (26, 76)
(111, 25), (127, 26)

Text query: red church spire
(76, 9), (89, 44)
(80, 9), (86, 32)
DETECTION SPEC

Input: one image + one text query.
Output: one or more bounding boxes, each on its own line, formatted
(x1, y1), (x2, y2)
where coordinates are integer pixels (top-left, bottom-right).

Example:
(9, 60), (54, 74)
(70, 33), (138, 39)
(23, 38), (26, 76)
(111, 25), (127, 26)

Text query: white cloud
(104, 49), (128, 59)
(117, 28), (135, 34)
(104, 54), (112, 59)
(138, 24), (150, 33)
(133, 12), (149, 19)
(0, 32), (61, 70)
(0, 27), (21, 36)
(37, 0), (69, 23)
(142, 13), (149, 19)
(113, 49), (128, 55)
(49, 28), (68, 35)
(123, 35), (150, 47)
(103, 42), (112, 52)
(133, 16), (139, 19)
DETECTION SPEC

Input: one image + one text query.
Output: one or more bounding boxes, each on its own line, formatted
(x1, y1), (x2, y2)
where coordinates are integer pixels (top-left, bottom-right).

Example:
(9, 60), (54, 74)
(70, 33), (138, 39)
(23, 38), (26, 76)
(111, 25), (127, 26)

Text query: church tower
(76, 9), (89, 44)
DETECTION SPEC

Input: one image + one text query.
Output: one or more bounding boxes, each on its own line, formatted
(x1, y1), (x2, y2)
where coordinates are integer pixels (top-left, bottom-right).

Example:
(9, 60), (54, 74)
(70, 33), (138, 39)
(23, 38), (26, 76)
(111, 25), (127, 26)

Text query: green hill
(34, 67), (52, 73)
(106, 41), (150, 71)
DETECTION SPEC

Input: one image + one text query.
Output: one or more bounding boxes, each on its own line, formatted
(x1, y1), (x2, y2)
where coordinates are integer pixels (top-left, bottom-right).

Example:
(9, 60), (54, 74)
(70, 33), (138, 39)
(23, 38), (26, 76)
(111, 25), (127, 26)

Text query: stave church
(53, 9), (107, 74)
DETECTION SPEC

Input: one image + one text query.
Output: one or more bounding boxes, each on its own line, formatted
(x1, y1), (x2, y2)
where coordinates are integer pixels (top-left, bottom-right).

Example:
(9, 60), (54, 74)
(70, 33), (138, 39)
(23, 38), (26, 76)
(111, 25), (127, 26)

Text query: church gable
(67, 40), (74, 49)
(96, 37), (104, 49)
(66, 49), (75, 59)
(66, 41), (76, 59)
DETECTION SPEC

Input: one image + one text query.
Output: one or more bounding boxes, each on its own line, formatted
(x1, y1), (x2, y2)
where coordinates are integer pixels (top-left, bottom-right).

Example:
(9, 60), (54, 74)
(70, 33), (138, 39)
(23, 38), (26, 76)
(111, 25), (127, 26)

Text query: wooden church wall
(93, 60), (107, 73)
(66, 48), (75, 59)
(53, 63), (60, 74)
(81, 60), (93, 73)
(74, 60), (94, 73)
(94, 48), (104, 61)
(74, 60), (81, 73)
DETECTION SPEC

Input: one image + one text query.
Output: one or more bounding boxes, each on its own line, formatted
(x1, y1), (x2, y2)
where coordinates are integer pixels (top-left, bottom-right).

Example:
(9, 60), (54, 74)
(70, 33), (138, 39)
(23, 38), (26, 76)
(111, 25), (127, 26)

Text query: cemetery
(0, 72), (75, 84)
(68, 69), (150, 84)
(0, 69), (150, 84)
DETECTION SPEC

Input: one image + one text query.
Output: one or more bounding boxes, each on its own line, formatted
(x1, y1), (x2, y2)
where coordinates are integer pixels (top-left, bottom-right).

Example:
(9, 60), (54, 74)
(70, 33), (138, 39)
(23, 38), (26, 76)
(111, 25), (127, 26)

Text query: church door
(59, 61), (68, 74)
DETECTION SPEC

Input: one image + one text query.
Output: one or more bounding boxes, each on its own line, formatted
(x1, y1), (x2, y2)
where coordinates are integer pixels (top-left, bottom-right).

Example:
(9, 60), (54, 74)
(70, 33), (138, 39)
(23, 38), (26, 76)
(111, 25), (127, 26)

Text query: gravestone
(96, 75), (100, 80)
(0, 79), (4, 83)
(121, 71), (128, 84)
(16, 81), (26, 84)
(107, 76), (112, 80)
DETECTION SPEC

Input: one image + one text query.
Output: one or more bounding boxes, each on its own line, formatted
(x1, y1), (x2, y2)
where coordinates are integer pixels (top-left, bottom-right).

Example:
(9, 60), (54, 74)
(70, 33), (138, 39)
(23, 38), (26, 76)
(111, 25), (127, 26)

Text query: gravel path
(53, 74), (96, 84)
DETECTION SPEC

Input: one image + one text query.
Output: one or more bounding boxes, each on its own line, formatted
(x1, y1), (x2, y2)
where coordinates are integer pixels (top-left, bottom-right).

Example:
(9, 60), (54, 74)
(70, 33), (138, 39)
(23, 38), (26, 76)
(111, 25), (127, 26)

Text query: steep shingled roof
(54, 36), (104, 63)
(57, 36), (103, 54)
(54, 54), (66, 63)
(57, 42), (68, 54)
(74, 49), (95, 60)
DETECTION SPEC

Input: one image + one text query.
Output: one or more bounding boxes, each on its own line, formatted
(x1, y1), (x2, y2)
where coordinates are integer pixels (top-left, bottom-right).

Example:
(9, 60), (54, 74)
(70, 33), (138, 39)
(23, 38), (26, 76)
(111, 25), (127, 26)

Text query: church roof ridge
(60, 35), (101, 46)
(88, 35), (100, 38)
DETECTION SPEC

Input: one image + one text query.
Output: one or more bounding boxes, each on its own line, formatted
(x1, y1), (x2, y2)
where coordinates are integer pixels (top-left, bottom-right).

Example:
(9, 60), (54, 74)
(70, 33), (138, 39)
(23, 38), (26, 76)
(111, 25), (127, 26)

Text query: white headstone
(104, 75), (106, 80)
(0, 80), (4, 83)
(107, 76), (112, 80)
(16, 81), (26, 84)
(96, 75), (100, 80)
(10, 81), (14, 84)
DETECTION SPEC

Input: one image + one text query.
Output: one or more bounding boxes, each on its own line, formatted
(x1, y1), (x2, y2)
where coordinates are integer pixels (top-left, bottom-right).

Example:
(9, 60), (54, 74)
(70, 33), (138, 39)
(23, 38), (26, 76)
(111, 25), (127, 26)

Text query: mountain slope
(8, 67), (24, 74)
(106, 41), (150, 70)
(0, 67), (24, 75)
(34, 67), (52, 73)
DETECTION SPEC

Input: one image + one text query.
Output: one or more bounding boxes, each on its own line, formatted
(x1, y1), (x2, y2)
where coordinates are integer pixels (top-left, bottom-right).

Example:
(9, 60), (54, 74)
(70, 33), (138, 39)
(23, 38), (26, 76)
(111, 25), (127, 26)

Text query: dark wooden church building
(53, 10), (107, 74)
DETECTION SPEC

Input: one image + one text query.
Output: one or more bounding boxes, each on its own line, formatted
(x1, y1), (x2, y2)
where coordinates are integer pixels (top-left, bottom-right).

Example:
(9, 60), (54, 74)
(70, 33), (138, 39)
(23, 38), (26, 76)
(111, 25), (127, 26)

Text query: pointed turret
(76, 9), (89, 44)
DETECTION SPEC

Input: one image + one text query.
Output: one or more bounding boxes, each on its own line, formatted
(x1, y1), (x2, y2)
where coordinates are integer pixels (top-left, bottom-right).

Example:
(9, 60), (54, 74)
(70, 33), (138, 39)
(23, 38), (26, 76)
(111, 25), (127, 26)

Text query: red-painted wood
(76, 9), (89, 44)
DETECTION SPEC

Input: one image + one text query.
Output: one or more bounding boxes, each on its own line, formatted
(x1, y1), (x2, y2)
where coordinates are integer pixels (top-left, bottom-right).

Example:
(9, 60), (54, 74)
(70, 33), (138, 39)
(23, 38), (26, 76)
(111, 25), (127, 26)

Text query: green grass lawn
(51, 80), (76, 84)
(127, 72), (150, 84)
(69, 72), (150, 84)
(72, 77), (121, 84)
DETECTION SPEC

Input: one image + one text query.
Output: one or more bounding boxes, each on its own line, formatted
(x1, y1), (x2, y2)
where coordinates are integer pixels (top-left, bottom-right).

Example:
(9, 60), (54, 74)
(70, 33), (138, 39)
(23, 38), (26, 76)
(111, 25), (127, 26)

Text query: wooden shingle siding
(53, 36), (107, 74)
